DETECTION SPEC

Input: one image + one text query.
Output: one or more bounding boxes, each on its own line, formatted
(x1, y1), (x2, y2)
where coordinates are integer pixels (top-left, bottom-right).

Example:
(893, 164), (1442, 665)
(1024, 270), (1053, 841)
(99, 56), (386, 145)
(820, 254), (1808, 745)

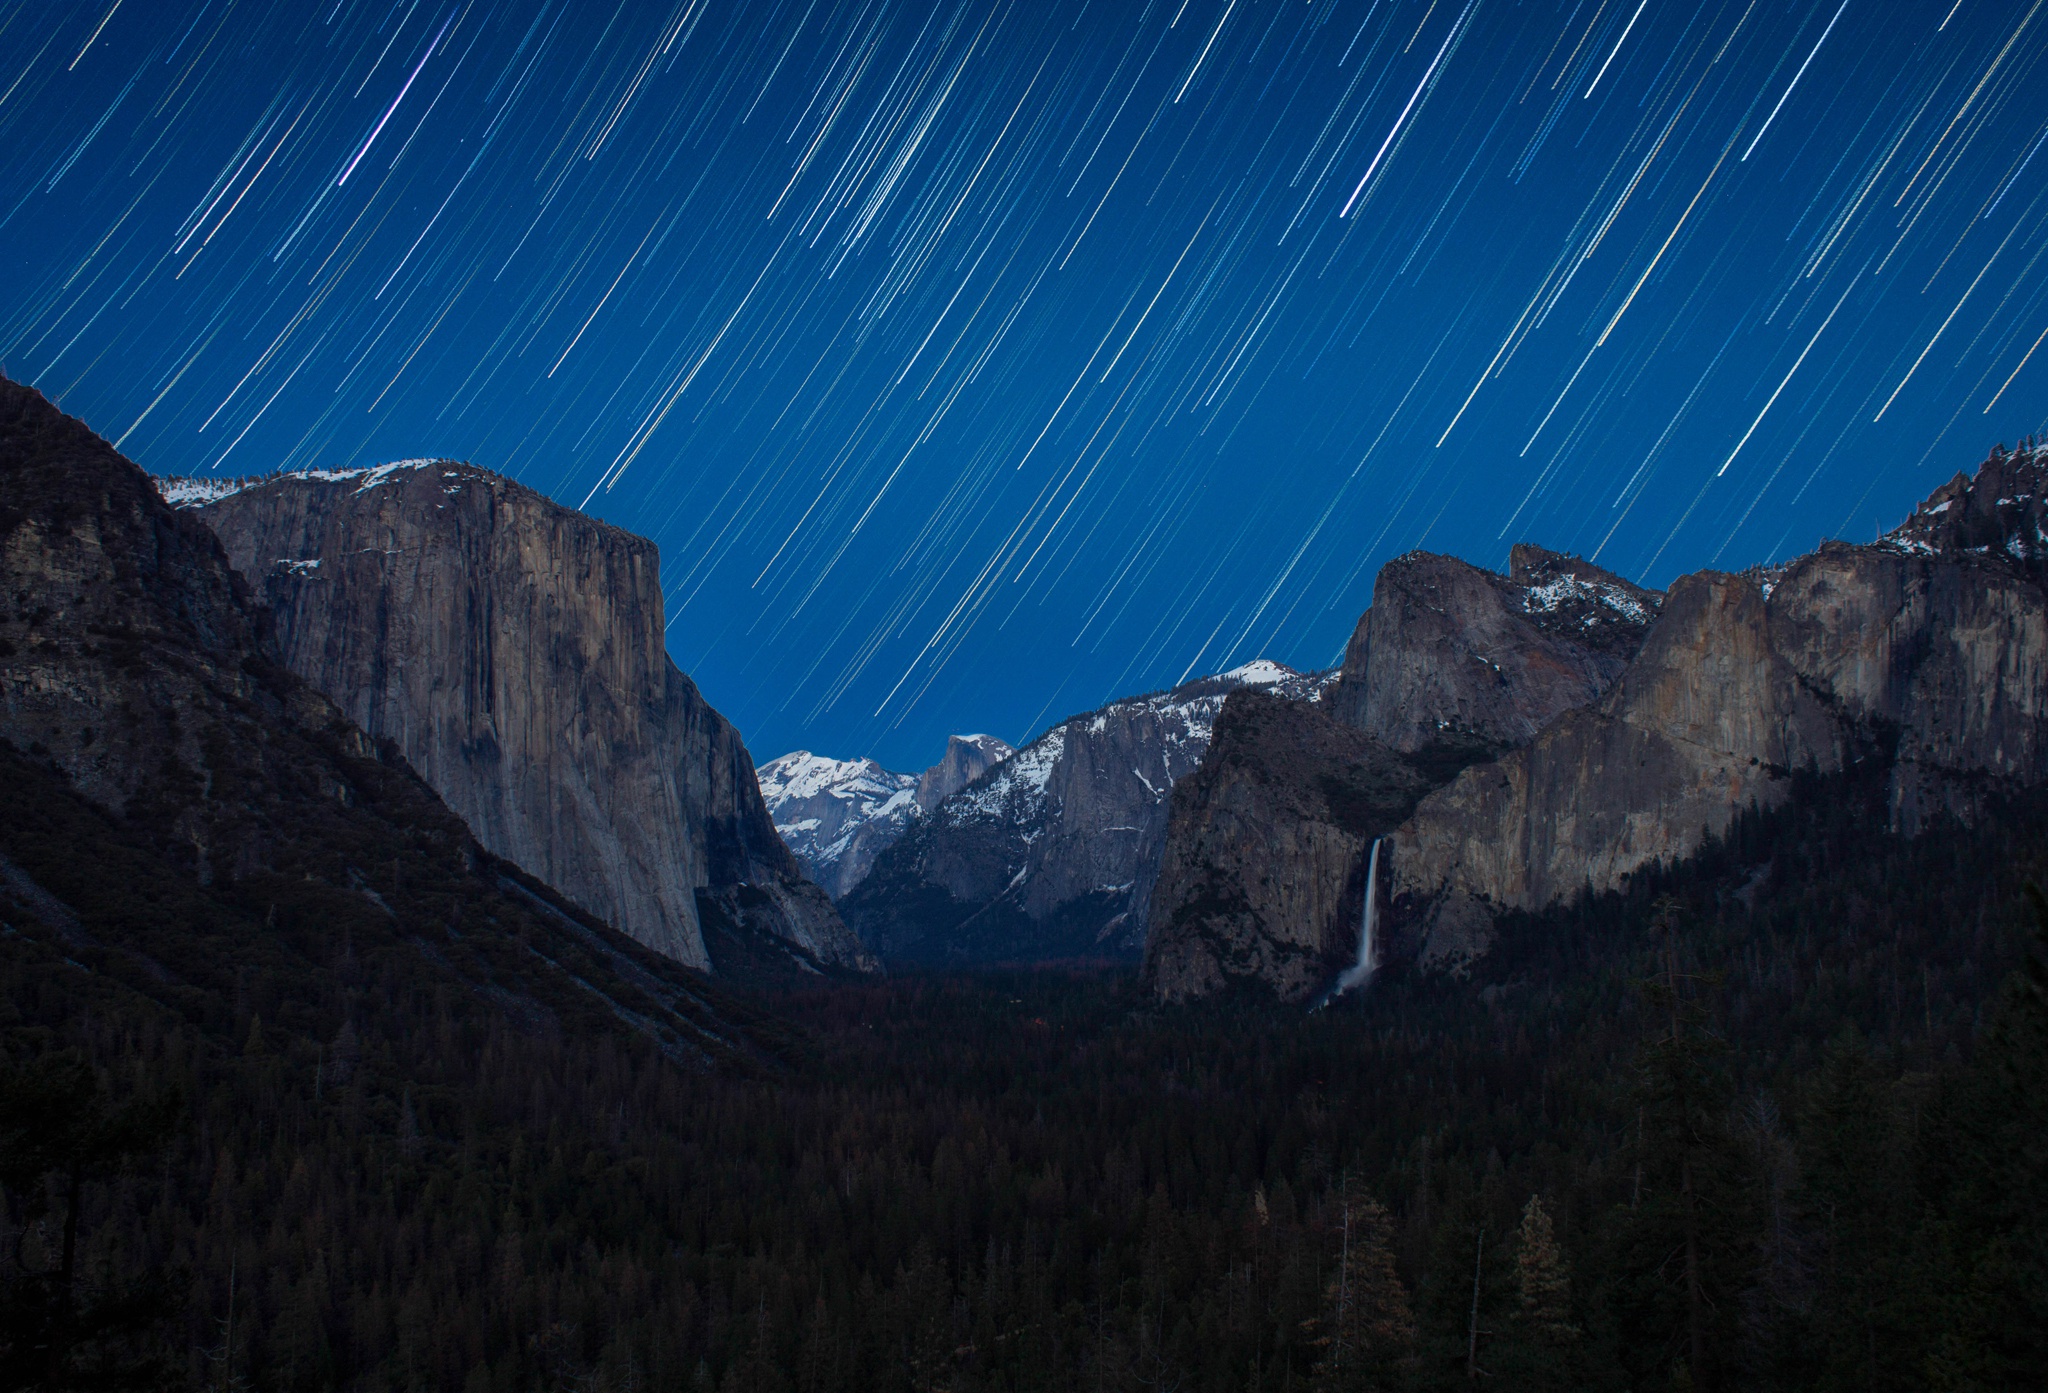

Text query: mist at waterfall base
(1319, 837), (1383, 1010)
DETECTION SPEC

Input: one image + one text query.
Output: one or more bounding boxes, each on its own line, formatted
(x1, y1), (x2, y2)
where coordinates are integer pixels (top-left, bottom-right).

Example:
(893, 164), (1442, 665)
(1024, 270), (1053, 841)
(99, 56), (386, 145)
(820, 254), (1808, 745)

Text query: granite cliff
(1146, 442), (2048, 1000)
(174, 459), (872, 978)
(1143, 546), (1661, 1000)
(1141, 690), (1432, 1003)
(1389, 444), (2048, 969)
(0, 377), (773, 1061)
(757, 733), (1012, 899)
(842, 661), (1331, 965)
(1325, 543), (1661, 758)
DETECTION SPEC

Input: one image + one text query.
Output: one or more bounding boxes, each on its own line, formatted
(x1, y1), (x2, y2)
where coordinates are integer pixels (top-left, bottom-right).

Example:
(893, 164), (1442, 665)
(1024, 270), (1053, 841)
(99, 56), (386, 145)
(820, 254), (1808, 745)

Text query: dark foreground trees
(3, 765), (2047, 1390)
(0, 1052), (181, 1390)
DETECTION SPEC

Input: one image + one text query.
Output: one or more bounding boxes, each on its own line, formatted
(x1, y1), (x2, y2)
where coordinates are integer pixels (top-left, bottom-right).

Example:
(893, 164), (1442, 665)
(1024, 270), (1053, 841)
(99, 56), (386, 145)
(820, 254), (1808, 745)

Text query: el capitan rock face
(0, 377), (769, 1061)
(177, 459), (873, 977)
(841, 662), (1331, 966)
(757, 733), (1012, 900)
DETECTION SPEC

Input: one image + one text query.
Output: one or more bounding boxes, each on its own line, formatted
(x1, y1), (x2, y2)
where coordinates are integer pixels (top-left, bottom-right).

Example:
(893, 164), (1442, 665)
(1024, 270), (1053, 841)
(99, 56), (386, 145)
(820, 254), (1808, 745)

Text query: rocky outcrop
(0, 376), (771, 1063)
(1387, 445), (2048, 969)
(758, 734), (1012, 899)
(1141, 691), (1431, 1003)
(1143, 443), (2048, 999)
(841, 661), (1332, 965)
(176, 459), (872, 977)
(1326, 544), (1660, 758)
(1143, 548), (1660, 1001)
(916, 733), (1014, 811)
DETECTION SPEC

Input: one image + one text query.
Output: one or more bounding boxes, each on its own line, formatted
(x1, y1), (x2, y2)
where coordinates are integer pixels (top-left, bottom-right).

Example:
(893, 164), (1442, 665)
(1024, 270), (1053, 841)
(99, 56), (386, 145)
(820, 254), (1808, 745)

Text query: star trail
(4, 0), (2046, 768)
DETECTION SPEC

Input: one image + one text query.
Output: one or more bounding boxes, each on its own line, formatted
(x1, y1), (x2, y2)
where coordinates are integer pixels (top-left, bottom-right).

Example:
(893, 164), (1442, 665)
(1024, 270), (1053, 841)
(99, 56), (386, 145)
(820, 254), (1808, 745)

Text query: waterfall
(1334, 838), (1381, 997)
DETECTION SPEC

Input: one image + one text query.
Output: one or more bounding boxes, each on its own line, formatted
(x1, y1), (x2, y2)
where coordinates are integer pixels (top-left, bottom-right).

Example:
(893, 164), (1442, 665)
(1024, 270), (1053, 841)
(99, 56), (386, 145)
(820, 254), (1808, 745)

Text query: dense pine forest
(4, 745), (2048, 1391)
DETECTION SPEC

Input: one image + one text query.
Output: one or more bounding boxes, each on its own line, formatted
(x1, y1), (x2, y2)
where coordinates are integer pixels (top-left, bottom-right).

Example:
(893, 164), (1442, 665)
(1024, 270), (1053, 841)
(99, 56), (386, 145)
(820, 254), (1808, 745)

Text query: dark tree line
(4, 754), (2048, 1391)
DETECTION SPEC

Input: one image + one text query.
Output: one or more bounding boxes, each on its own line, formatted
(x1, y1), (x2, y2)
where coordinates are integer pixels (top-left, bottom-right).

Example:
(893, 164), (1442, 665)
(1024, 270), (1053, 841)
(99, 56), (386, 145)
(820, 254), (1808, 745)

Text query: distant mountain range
(27, 365), (2045, 1012)
(144, 434), (2048, 1005)
(831, 661), (1335, 965)
(757, 734), (1013, 898)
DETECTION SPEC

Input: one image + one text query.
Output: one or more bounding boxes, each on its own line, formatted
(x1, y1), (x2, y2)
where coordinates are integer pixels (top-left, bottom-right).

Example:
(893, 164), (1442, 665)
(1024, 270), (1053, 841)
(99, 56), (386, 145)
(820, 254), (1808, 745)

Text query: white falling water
(1333, 838), (1382, 997)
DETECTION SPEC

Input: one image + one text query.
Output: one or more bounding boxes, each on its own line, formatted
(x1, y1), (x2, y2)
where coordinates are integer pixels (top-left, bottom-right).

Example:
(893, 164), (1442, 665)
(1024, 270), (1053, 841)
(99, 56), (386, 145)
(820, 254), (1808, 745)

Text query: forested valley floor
(5, 749), (2048, 1392)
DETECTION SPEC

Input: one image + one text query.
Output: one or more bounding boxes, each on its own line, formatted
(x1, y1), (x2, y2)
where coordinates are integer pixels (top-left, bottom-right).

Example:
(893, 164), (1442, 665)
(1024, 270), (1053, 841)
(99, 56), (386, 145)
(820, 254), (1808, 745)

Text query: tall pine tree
(1496, 1194), (1579, 1391)
(1312, 1192), (1416, 1393)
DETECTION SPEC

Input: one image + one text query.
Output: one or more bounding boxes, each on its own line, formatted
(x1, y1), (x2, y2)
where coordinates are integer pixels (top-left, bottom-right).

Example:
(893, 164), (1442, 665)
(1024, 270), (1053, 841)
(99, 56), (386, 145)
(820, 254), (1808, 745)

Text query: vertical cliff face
(0, 377), (775, 1063)
(1386, 445), (2048, 970)
(1141, 691), (1431, 1003)
(1325, 545), (1660, 756)
(757, 733), (1013, 900)
(1144, 548), (1660, 1000)
(180, 461), (873, 976)
(916, 734), (1014, 810)
(840, 662), (1331, 965)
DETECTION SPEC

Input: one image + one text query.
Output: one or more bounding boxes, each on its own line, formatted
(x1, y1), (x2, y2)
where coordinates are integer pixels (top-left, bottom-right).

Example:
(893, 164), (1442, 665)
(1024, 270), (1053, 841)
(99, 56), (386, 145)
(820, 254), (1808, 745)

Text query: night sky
(5, 0), (2046, 771)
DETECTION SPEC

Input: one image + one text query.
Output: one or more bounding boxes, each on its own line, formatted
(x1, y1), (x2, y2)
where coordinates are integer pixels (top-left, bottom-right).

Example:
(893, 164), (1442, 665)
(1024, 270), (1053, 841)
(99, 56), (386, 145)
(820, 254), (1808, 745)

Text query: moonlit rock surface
(1326, 544), (1662, 757)
(1389, 445), (2048, 970)
(172, 461), (873, 976)
(1142, 692), (1430, 1004)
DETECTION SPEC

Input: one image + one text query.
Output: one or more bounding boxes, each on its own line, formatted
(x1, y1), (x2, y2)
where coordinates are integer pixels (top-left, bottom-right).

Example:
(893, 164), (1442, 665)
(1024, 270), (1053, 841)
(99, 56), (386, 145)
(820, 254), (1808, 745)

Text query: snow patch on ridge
(1521, 573), (1652, 625)
(156, 476), (255, 508)
(154, 459), (452, 510)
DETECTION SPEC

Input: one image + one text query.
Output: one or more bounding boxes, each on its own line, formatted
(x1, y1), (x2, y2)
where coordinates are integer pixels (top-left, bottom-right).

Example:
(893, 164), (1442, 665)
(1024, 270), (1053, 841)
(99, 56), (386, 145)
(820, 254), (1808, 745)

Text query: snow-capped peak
(757, 750), (912, 805)
(1220, 659), (1295, 687)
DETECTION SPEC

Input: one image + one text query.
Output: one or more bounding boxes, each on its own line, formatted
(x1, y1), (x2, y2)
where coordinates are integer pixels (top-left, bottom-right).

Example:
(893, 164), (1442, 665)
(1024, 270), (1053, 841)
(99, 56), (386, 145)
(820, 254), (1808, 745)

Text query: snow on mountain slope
(758, 733), (1013, 899)
(756, 753), (921, 900)
(1878, 440), (2048, 566)
(840, 659), (1333, 965)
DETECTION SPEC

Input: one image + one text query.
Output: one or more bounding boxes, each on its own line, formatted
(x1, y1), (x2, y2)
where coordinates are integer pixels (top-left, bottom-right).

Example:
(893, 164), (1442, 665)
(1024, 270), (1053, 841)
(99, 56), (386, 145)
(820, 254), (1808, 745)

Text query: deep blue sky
(5, 0), (2046, 771)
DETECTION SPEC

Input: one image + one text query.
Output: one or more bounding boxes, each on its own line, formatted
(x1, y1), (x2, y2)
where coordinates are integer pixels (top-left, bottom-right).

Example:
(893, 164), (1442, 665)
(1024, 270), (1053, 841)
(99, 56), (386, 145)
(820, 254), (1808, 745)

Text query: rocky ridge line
(842, 660), (1334, 966)
(1388, 442), (2048, 970)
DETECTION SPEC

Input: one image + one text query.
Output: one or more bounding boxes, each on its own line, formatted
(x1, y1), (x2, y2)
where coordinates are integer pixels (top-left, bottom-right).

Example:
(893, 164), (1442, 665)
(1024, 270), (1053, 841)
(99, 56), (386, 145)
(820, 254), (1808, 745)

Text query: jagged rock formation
(758, 734), (1011, 899)
(1388, 445), (2048, 969)
(1141, 691), (1432, 1003)
(841, 661), (1332, 965)
(0, 377), (773, 1062)
(1146, 443), (2048, 998)
(1144, 547), (1660, 1001)
(172, 459), (873, 978)
(1325, 544), (1660, 758)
